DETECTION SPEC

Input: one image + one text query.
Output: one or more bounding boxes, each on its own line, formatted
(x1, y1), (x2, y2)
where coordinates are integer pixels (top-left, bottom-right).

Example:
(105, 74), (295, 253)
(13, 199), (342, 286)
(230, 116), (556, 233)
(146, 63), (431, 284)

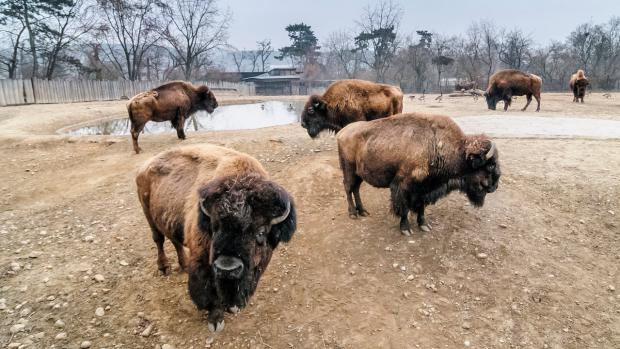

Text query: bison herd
(127, 68), (587, 331)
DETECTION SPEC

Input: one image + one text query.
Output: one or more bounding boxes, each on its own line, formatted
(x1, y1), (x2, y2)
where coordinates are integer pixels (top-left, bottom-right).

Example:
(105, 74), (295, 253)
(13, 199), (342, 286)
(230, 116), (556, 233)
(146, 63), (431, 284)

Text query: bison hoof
(208, 320), (225, 333)
(228, 306), (240, 314)
(158, 264), (172, 276)
(357, 209), (370, 217)
(348, 212), (358, 219)
(419, 224), (431, 232)
(400, 229), (412, 237)
(134, 148), (142, 154)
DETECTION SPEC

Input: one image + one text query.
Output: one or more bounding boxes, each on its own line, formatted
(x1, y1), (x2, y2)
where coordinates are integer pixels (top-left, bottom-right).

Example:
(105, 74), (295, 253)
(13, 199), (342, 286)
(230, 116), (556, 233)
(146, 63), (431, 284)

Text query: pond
(65, 101), (306, 136)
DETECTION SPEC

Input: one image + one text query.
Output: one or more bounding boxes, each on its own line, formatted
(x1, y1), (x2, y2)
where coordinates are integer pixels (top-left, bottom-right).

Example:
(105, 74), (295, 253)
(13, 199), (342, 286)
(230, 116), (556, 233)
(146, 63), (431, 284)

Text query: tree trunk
(22, 0), (37, 78)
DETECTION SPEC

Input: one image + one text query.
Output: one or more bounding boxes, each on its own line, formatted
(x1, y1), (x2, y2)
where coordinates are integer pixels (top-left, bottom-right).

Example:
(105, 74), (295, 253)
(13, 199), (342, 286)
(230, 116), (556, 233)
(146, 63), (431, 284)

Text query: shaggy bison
(136, 145), (296, 331)
(127, 81), (218, 153)
(484, 69), (542, 111)
(300, 79), (403, 138)
(337, 113), (501, 235)
(569, 70), (589, 103)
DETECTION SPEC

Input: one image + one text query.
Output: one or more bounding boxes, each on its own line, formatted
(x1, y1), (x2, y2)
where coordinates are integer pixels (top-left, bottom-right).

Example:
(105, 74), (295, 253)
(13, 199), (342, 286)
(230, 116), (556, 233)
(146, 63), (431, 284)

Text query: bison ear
(466, 139), (494, 169)
(196, 85), (210, 98)
(310, 95), (326, 112)
(197, 181), (224, 235)
(266, 187), (297, 247)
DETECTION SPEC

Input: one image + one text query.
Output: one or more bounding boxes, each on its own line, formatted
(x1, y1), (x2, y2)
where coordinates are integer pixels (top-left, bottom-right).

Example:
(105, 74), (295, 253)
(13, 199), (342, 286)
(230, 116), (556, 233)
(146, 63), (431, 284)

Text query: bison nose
(213, 256), (244, 279)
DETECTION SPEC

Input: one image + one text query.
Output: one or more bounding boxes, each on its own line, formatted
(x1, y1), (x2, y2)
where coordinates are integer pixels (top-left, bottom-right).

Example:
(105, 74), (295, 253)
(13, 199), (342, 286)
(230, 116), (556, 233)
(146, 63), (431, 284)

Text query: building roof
(243, 74), (301, 82)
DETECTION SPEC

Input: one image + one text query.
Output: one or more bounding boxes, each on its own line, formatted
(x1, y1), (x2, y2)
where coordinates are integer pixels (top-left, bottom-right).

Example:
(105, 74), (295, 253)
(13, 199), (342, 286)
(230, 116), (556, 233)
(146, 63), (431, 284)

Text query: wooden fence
(0, 79), (255, 106)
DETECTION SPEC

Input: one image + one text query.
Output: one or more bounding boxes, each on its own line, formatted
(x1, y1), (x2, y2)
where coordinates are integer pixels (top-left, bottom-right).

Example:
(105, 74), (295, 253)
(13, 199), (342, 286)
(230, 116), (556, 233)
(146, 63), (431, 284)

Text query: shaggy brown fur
(127, 81), (218, 153)
(136, 144), (296, 331)
(569, 70), (589, 103)
(300, 79), (403, 138)
(484, 69), (542, 111)
(337, 113), (501, 236)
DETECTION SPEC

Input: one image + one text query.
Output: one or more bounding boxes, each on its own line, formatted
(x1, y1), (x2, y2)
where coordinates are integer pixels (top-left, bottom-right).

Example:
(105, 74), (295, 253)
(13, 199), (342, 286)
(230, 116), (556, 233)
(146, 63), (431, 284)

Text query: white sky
(226, 0), (618, 49)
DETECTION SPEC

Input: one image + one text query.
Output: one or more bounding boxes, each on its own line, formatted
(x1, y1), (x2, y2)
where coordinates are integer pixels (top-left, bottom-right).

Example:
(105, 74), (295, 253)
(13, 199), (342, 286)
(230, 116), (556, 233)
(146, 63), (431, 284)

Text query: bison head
(463, 139), (501, 206)
(301, 95), (331, 138)
(197, 85), (219, 114)
(483, 91), (499, 110)
(196, 174), (296, 310)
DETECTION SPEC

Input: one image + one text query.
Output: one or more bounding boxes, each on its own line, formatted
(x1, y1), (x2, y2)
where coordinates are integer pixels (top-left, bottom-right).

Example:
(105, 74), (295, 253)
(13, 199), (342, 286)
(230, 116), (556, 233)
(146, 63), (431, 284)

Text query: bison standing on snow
(127, 81), (219, 154)
(569, 70), (589, 103)
(136, 145), (296, 332)
(337, 113), (501, 235)
(300, 79), (403, 138)
(484, 69), (542, 111)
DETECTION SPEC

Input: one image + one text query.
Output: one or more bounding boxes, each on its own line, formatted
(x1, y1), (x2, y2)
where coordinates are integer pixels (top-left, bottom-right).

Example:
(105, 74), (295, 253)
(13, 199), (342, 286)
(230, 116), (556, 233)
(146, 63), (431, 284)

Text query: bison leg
(413, 202), (431, 232)
(341, 161), (368, 218)
(130, 121), (145, 154)
(534, 93), (541, 111)
(152, 229), (171, 275)
(521, 94), (533, 111)
(390, 181), (412, 236)
(172, 240), (188, 272)
(176, 116), (187, 140)
(207, 307), (225, 332)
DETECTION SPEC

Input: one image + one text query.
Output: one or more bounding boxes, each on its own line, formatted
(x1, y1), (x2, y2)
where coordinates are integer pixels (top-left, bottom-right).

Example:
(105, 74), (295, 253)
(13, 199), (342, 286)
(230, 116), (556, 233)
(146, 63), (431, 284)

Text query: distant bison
(136, 145), (296, 332)
(127, 81), (218, 153)
(569, 70), (589, 103)
(301, 79), (403, 138)
(484, 69), (542, 111)
(337, 113), (500, 235)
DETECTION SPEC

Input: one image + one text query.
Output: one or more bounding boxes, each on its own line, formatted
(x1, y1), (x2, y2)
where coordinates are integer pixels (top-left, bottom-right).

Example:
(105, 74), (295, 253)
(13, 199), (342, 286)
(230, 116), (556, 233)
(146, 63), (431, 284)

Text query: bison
(136, 144), (296, 332)
(337, 113), (501, 235)
(455, 80), (477, 91)
(569, 70), (589, 103)
(300, 79), (403, 138)
(484, 69), (542, 112)
(127, 81), (219, 154)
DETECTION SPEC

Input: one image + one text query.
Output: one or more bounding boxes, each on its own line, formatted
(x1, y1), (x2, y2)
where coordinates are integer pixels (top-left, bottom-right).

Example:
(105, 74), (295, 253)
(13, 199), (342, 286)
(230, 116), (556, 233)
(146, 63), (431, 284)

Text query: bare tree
(230, 47), (247, 72)
(256, 39), (272, 72)
(473, 20), (499, 86)
(39, 0), (96, 79)
(161, 0), (230, 80)
(98, 0), (162, 80)
(499, 29), (532, 69)
(354, 0), (402, 82)
(324, 30), (360, 78)
(0, 19), (26, 78)
(431, 34), (456, 95)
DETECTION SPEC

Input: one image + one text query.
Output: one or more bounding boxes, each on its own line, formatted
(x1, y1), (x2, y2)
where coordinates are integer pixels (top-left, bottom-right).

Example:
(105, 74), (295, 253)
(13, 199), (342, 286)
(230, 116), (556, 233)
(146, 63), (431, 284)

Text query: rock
(476, 253), (488, 259)
(608, 285), (616, 292)
(499, 223), (508, 228)
(119, 260), (129, 266)
(54, 319), (65, 328)
(464, 340), (471, 347)
(83, 235), (95, 242)
(140, 324), (153, 337)
(162, 344), (175, 349)
(10, 323), (25, 334)
(80, 340), (92, 348)
(95, 307), (105, 317)
(55, 332), (67, 340)
(400, 266), (407, 272)
(392, 263), (399, 268)
(10, 262), (21, 271)
(19, 308), (31, 316)
(7, 343), (21, 349)
(407, 275), (415, 281)
(462, 322), (471, 329)
(93, 274), (105, 282)
(34, 332), (45, 339)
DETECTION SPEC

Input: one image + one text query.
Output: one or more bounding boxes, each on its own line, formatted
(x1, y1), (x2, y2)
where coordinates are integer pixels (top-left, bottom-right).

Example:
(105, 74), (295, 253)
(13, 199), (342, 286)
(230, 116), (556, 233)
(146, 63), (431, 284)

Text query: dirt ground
(0, 92), (618, 349)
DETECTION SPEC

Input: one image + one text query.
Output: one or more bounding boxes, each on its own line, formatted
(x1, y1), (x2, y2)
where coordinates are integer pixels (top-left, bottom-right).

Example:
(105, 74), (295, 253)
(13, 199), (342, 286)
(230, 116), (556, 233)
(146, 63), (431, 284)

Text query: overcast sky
(226, 0), (618, 49)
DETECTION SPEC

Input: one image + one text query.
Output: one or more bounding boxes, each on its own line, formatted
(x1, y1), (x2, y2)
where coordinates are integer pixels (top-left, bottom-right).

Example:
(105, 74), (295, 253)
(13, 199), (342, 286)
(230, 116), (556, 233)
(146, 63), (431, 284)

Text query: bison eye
(256, 226), (268, 245)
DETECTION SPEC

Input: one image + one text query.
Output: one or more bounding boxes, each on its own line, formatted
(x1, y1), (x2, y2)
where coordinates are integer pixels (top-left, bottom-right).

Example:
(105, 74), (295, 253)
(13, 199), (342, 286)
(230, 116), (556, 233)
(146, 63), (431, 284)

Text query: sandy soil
(0, 93), (618, 349)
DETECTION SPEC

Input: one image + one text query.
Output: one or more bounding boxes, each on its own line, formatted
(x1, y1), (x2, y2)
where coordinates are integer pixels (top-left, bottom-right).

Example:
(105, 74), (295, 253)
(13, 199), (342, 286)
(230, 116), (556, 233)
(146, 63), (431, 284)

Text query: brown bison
(127, 81), (218, 153)
(136, 144), (296, 332)
(337, 113), (501, 235)
(455, 80), (477, 91)
(300, 79), (403, 138)
(569, 70), (589, 103)
(484, 69), (542, 111)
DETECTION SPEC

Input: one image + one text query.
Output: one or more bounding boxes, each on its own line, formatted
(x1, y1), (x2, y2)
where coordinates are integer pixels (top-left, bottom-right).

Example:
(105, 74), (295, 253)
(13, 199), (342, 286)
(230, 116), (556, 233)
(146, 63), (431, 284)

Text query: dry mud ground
(0, 93), (619, 349)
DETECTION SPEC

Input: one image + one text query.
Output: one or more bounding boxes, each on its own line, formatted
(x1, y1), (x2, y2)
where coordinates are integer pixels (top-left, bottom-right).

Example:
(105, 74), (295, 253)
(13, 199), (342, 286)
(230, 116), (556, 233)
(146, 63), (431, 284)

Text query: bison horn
(199, 199), (210, 217)
(485, 142), (496, 160)
(270, 201), (290, 226)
